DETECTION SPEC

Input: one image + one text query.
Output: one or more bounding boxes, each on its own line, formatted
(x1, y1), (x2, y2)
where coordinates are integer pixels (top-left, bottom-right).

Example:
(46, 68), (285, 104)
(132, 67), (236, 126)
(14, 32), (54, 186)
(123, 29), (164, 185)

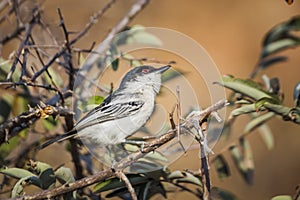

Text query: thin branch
(115, 171), (137, 200)
(79, 0), (150, 73)
(30, 0), (117, 82)
(6, 8), (39, 81)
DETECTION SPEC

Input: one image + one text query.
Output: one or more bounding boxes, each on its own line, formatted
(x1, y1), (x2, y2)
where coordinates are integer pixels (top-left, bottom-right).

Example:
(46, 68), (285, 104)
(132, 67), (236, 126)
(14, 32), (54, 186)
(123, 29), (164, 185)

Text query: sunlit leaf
(271, 195), (293, 200)
(0, 167), (36, 179)
(11, 176), (41, 197)
(44, 67), (63, 87)
(0, 136), (20, 162)
(257, 123), (274, 150)
(212, 155), (230, 179)
(262, 38), (300, 58)
(169, 171), (202, 186)
(12, 95), (28, 116)
(230, 104), (256, 118)
(216, 75), (279, 102)
(127, 25), (162, 46)
(261, 15), (300, 58)
(244, 112), (275, 133)
(263, 16), (300, 46)
(87, 95), (104, 105)
(55, 167), (75, 184)
(55, 167), (76, 200)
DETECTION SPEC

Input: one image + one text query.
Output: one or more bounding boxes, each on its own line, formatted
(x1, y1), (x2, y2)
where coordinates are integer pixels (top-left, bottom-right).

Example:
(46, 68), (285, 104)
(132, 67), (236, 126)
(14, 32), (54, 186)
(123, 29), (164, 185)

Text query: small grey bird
(41, 65), (170, 149)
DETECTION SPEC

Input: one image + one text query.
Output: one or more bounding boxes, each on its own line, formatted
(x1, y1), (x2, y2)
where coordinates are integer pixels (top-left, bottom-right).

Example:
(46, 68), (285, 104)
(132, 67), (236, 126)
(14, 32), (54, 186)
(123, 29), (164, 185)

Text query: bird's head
(119, 65), (170, 93)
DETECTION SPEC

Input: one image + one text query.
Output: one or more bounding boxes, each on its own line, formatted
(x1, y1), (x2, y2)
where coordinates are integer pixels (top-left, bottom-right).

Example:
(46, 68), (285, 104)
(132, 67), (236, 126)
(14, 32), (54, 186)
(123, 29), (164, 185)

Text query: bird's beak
(155, 65), (171, 74)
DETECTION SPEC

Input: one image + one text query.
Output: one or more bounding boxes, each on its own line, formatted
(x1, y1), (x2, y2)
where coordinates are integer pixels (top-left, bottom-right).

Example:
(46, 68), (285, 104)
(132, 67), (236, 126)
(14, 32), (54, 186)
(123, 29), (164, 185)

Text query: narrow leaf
(244, 112), (275, 133)
(230, 104), (256, 118)
(11, 176), (41, 197)
(212, 155), (230, 178)
(216, 76), (279, 101)
(0, 167), (36, 179)
(258, 124), (274, 150)
(271, 195), (293, 200)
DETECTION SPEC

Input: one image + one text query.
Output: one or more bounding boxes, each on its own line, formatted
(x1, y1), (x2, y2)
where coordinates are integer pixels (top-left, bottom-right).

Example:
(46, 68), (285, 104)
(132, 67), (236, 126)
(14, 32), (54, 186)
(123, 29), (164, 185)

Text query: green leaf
(271, 195), (293, 200)
(263, 16), (300, 47)
(258, 123), (274, 150)
(255, 97), (280, 110)
(168, 171), (202, 186)
(126, 25), (162, 46)
(262, 38), (300, 58)
(121, 54), (142, 66)
(0, 167), (36, 179)
(230, 104), (256, 118)
(212, 155), (230, 179)
(167, 170), (185, 179)
(44, 67), (63, 87)
(12, 95), (28, 116)
(229, 138), (254, 185)
(31, 161), (56, 189)
(94, 174), (148, 193)
(55, 167), (75, 184)
(55, 167), (76, 200)
(42, 117), (58, 131)
(244, 112), (275, 133)
(0, 136), (20, 162)
(11, 176), (42, 197)
(216, 75), (279, 101)
(264, 103), (300, 124)
(87, 95), (104, 106)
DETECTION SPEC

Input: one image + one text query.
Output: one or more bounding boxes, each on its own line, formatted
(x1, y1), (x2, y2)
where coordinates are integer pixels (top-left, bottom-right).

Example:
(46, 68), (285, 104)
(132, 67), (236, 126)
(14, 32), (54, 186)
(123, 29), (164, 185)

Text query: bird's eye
(142, 68), (150, 74)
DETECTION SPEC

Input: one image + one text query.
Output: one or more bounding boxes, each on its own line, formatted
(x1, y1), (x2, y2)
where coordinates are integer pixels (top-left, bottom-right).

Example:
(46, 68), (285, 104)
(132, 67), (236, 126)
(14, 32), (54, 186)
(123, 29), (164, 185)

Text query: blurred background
(1, 0), (300, 199)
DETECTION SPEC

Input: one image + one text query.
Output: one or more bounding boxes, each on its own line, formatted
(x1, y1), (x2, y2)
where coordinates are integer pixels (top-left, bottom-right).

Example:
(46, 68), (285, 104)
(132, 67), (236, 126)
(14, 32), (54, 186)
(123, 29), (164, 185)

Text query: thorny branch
(8, 100), (227, 200)
(0, 103), (74, 144)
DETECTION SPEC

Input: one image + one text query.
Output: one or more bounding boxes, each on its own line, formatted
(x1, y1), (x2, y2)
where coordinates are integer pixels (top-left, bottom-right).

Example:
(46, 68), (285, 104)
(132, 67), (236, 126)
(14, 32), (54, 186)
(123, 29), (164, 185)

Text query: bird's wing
(75, 94), (144, 131)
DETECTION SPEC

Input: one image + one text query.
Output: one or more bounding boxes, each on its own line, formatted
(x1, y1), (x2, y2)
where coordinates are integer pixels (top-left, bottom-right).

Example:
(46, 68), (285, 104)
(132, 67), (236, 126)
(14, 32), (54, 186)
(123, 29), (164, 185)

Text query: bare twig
(115, 171), (137, 200)
(30, 0), (117, 82)
(80, 0), (150, 73)
(6, 8), (39, 81)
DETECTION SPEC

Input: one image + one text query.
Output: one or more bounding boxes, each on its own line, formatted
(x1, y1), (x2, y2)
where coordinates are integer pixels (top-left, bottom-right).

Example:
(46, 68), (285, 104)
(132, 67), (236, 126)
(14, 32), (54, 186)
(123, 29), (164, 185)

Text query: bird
(40, 65), (170, 149)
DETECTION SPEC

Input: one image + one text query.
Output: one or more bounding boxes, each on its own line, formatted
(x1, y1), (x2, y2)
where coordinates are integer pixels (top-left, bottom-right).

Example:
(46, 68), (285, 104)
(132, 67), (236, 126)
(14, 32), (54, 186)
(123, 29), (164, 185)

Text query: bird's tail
(39, 129), (77, 149)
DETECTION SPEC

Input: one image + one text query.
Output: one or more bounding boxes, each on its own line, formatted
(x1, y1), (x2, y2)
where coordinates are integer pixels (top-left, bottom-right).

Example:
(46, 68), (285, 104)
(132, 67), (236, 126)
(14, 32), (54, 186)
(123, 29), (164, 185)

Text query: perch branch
(9, 100), (227, 200)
